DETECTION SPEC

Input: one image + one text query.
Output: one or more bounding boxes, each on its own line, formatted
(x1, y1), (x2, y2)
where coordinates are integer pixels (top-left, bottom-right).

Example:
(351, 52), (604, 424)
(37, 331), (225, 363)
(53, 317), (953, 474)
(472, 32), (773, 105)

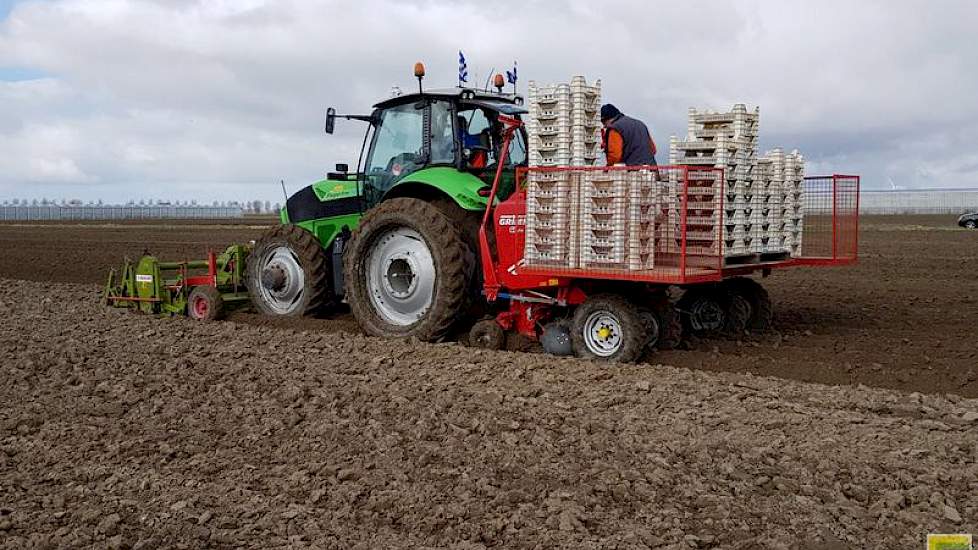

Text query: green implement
(103, 244), (252, 321)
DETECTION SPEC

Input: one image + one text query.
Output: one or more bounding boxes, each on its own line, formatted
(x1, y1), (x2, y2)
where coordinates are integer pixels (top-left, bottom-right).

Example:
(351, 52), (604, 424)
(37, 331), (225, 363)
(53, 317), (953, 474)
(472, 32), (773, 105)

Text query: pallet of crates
(524, 170), (575, 268)
(579, 170), (629, 270)
(626, 169), (658, 271)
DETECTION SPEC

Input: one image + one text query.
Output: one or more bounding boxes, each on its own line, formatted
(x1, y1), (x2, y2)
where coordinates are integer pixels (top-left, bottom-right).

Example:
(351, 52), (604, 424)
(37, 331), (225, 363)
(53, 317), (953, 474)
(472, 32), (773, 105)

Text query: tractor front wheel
(343, 197), (473, 342)
(247, 224), (332, 317)
(187, 286), (224, 321)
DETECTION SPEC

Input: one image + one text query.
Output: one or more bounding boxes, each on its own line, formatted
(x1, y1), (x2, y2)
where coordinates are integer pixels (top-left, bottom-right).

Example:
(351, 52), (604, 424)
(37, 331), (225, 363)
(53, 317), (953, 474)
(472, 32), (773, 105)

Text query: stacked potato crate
(526, 76), (602, 168)
(569, 76), (603, 166)
(524, 170), (577, 267)
(577, 169), (658, 271)
(526, 82), (571, 167)
(751, 156), (782, 254)
(782, 150), (805, 257)
(668, 104), (759, 258)
(526, 76), (616, 270)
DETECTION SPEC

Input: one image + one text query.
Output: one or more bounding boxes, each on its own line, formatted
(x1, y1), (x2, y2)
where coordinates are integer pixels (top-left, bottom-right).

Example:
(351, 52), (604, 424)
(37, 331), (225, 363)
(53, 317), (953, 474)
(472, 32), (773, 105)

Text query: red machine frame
(478, 115), (859, 339)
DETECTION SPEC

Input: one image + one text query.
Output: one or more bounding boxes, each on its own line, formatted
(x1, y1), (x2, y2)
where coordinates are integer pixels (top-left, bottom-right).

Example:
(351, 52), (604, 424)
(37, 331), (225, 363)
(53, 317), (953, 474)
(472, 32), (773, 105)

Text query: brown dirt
(1, 215), (974, 397)
(1, 279), (976, 549)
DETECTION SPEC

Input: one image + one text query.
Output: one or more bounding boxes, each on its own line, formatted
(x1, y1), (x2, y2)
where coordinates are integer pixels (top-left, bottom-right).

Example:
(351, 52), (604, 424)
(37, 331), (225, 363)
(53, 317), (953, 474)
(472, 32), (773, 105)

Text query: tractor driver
(600, 104), (657, 166)
(457, 113), (489, 169)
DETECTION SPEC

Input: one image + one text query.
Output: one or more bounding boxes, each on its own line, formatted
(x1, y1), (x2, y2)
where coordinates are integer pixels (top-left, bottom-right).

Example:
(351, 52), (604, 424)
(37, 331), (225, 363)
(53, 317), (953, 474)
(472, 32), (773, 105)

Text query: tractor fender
(386, 167), (489, 211)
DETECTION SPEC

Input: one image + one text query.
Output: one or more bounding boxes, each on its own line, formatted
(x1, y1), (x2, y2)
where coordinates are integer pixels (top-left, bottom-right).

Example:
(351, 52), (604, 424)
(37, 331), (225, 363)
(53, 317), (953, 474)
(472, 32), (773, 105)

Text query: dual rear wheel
(678, 277), (773, 337)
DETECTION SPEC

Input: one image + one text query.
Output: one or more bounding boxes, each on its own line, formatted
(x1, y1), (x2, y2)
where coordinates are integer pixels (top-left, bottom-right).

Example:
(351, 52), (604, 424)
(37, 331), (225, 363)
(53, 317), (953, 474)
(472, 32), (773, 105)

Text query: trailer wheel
(541, 320), (573, 356)
(677, 286), (725, 336)
(572, 294), (647, 363)
(645, 294), (682, 350)
(344, 197), (473, 342)
(248, 224), (332, 317)
(469, 319), (505, 350)
(724, 277), (773, 331)
(723, 293), (751, 335)
(187, 286), (224, 321)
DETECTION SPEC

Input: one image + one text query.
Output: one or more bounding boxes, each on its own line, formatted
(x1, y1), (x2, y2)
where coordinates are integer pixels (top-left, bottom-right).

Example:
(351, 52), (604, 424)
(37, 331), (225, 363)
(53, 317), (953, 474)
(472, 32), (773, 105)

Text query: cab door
(362, 102), (428, 207)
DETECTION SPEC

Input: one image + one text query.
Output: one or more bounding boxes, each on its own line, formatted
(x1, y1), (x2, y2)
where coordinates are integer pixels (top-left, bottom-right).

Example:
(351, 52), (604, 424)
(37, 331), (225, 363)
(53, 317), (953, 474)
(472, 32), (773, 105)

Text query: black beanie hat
(600, 104), (621, 121)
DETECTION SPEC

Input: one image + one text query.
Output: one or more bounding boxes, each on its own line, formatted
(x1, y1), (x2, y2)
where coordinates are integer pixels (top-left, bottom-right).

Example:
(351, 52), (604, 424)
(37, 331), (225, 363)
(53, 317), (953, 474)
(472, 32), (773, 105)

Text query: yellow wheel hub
(597, 327), (612, 340)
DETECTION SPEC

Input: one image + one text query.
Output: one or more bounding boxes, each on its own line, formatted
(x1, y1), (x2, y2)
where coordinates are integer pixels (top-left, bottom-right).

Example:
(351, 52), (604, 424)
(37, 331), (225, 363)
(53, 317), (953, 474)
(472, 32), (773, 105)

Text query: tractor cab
(328, 88), (528, 210)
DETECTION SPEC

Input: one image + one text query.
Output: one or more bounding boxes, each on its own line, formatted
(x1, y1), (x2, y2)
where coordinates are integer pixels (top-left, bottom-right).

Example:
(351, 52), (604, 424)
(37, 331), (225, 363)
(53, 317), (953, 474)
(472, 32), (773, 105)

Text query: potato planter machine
(468, 114), (859, 360)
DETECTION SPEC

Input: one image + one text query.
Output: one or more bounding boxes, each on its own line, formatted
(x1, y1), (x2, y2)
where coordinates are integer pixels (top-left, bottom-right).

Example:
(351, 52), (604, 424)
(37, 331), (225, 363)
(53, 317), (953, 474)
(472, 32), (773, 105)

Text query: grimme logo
(497, 214), (526, 234)
(928, 534), (973, 550)
(497, 214), (525, 226)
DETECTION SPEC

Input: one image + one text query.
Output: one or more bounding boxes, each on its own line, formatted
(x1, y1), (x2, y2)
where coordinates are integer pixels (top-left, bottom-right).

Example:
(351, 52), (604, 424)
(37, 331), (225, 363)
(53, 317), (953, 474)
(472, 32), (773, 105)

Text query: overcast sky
(2, 0), (977, 203)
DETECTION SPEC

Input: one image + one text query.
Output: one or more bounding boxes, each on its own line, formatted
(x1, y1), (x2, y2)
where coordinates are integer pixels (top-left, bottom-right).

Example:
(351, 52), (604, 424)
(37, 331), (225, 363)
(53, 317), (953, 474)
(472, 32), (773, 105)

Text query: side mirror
(335, 163), (348, 173)
(324, 107), (336, 134)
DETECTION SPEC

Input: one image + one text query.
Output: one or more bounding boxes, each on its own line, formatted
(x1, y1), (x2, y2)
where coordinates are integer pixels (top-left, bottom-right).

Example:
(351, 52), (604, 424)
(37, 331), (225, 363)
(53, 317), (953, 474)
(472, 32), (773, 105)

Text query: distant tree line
(0, 198), (282, 213)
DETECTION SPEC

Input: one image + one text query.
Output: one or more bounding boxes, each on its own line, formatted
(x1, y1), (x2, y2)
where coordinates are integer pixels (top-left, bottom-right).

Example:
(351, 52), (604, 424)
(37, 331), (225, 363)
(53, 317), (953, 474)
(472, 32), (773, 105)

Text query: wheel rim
(689, 297), (723, 332)
(968, 221), (977, 229)
(582, 310), (624, 357)
(192, 295), (208, 318)
(256, 245), (306, 315)
(366, 227), (435, 326)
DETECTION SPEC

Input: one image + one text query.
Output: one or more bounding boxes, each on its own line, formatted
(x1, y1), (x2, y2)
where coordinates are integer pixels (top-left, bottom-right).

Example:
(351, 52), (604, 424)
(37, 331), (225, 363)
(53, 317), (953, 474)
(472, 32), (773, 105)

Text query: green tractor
(248, 68), (528, 342)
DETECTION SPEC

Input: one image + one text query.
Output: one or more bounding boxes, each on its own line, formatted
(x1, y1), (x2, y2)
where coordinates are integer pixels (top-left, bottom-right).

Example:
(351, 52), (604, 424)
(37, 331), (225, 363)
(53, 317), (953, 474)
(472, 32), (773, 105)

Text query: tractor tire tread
(343, 197), (472, 342)
(247, 224), (332, 317)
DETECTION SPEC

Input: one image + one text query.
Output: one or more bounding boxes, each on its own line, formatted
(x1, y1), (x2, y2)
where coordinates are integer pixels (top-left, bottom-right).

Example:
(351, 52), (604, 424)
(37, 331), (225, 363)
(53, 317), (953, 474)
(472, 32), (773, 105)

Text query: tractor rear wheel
(343, 197), (473, 342)
(723, 277), (774, 331)
(247, 224), (332, 317)
(572, 293), (647, 363)
(187, 286), (224, 321)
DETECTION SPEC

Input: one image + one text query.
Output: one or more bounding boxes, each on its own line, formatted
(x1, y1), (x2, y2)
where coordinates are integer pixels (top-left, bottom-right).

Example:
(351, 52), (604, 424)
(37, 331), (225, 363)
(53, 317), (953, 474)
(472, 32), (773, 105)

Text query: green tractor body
(249, 86), (527, 340)
(248, 88), (527, 340)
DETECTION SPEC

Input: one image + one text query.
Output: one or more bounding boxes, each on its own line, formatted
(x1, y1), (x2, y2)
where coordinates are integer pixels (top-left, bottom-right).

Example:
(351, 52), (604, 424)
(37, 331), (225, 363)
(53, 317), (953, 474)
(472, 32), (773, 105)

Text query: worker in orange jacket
(600, 104), (657, 166)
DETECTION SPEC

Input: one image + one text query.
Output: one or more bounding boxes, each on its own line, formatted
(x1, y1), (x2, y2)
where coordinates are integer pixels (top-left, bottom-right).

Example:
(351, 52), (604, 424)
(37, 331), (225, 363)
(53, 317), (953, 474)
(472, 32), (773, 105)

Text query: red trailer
(474, 115), (859, 361)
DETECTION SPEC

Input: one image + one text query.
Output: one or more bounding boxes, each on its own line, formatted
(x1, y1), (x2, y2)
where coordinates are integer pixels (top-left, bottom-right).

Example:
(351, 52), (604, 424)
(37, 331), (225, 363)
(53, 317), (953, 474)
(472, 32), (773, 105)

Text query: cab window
(365, 103), (424, 189)
(429, 100), (456, 165)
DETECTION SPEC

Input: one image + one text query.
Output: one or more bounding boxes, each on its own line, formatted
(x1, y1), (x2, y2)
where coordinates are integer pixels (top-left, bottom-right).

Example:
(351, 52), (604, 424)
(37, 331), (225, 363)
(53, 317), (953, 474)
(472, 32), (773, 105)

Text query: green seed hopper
(102, 244), (252, 320)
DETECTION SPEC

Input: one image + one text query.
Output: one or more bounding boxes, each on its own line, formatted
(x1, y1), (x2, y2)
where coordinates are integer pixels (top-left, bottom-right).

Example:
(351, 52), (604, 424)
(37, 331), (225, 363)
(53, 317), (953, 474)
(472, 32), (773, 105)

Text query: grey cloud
(1, 0), (977, 202)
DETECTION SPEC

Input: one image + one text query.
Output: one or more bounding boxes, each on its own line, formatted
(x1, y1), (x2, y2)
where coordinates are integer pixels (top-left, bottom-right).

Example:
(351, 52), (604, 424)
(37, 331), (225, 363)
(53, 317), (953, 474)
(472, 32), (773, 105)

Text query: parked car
(959, 212), (978, 229)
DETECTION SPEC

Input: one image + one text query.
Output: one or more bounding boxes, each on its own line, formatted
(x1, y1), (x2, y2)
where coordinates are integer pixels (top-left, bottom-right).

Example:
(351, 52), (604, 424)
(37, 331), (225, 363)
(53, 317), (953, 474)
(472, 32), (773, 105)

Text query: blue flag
(458, 50), (468, 84)
(506, 61), (518, 85)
